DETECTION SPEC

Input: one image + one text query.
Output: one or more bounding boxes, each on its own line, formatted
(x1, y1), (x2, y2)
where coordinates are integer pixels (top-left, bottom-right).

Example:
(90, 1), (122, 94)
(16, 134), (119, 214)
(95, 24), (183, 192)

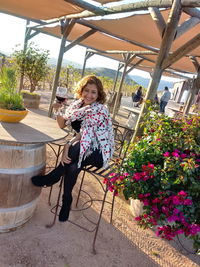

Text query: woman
(132, 86), (143, 107)
(32, 75), (114, 222)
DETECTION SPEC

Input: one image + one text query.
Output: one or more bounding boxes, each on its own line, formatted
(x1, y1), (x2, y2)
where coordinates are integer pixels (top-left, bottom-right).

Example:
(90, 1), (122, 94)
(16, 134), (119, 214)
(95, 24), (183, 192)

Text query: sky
(0, 12), (179, 82)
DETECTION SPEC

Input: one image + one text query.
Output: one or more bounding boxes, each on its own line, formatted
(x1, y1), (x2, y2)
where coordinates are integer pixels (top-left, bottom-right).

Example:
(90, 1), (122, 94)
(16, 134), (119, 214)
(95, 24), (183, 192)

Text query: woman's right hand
(52, 102), (62, 111)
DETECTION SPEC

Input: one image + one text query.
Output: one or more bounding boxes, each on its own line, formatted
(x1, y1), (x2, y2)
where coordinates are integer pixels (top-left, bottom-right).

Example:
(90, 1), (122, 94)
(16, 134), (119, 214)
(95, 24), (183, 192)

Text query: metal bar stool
(46, 162), (116, 254)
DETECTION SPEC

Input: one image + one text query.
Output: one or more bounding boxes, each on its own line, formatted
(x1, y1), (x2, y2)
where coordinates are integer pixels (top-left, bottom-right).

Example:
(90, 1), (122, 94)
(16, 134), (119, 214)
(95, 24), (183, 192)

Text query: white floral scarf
(64, 99), (114, 168)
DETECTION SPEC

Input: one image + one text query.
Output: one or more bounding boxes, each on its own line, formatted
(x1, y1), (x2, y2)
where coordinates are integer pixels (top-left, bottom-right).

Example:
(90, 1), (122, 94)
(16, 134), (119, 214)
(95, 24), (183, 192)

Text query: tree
(13, 43), (50, 92)
(45, 65), (56, 90)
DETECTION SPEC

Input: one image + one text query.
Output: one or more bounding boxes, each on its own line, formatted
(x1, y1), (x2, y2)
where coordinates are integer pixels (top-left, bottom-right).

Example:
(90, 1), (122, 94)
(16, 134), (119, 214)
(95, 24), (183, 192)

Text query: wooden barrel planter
(22, 92), (41, 109)
(0, 142), (46, 232)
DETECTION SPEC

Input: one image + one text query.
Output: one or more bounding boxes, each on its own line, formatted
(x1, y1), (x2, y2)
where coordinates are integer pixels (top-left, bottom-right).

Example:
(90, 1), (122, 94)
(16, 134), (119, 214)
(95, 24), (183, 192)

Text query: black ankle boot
(31, 163), (64, 187)
(59, 195), (73, 222)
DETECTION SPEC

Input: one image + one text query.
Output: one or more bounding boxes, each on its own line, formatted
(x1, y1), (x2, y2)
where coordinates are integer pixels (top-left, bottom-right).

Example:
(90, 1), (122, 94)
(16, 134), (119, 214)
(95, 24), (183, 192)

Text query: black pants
(160, 100), (168, 113)
(57, 142), (103, 200)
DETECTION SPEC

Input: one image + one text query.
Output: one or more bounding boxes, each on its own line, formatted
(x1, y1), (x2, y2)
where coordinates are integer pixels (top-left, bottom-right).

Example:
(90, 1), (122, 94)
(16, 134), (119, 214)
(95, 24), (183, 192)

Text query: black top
(71, 120), (82, 133)
(132, 90), (142, 102)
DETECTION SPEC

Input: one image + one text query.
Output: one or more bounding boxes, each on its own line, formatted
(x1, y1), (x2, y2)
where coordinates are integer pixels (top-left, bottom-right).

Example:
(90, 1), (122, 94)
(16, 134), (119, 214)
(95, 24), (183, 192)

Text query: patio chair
(46, 122), (134, 254)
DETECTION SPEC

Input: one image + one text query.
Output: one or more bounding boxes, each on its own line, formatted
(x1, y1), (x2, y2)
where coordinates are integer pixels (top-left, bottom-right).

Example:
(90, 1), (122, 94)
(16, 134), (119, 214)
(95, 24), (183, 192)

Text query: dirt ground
(0, 171), (199, 267)
(0, 93), (199, 267)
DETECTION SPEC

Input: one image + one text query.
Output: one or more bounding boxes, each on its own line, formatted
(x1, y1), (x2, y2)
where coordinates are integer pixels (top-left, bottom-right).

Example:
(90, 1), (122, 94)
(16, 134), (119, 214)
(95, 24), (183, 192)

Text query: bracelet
(66, 140), (72, 146)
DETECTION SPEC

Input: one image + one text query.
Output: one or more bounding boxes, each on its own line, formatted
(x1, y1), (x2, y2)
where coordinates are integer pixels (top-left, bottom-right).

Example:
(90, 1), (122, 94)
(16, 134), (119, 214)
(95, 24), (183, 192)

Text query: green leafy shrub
(0, 67), (25, 110)
(105, 110), (200, 252)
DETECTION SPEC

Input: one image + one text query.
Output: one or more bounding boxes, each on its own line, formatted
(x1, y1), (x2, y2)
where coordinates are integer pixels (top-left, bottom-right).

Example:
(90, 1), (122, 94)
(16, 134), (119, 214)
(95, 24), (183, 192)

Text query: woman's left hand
(61, 144), (71, 165)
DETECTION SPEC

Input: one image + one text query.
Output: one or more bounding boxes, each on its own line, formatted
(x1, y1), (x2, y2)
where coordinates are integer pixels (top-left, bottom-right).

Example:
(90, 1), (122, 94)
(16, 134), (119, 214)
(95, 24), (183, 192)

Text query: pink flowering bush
(105, 112), (200, 251)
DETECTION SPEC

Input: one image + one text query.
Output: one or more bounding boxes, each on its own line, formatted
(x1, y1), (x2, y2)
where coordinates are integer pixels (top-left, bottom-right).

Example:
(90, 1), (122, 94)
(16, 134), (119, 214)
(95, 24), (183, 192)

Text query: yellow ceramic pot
(0, 108), (28, 123)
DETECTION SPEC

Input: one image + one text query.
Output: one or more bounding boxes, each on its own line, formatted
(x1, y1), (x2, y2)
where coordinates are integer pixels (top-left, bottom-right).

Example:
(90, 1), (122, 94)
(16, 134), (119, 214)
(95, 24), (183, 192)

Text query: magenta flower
(135, 216), (142, 221)
(172, 196), (182, 205)
(178, 190), (188, 197)
(163, 151), (170, 157)
(180, 153), (187, 159)
(173, 208), (180, 214)
(142, 199), (150, 205)
(183, 199), (192, 205)
(152, 198), (160, 203)
(147, 163), (155, 169)
(167, 215), (180, 222)
(133, 172), (142, 181)
(172, 152), (180, 158)
(138, 194), (144, 199)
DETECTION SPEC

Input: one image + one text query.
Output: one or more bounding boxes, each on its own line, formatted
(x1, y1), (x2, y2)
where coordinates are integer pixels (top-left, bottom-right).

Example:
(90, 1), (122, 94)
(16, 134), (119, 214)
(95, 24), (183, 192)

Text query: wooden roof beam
(86, 49), (158, 55)
(162, 33), (200, 69)
(126, 59), (144, 75)
(189, 56), (200, 71)
(64, 29), (96, 52)
(65, 0), (105, 14)
(175, 17), (200, 39)
(61, 19), (76, 37)
(148, 7), (166, 37)
(183, 7), (200, 19)
(47, 0), (200, 22)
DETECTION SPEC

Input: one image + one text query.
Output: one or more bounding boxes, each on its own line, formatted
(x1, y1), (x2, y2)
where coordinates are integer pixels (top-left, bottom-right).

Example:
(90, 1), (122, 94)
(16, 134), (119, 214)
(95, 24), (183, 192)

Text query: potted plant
(104, 106), (200, 252)
(20, 90), (41, 109)
(0, 67), (28, 123)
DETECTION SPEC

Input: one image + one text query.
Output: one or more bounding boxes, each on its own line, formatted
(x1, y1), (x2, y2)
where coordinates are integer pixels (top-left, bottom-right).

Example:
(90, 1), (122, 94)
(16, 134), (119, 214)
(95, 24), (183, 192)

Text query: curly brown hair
(74, 75), (106, 104)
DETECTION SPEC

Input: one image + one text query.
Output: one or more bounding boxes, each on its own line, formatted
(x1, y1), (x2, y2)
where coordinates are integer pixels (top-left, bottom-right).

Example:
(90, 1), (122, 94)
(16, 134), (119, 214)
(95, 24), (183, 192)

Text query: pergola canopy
(0, 0), (119, 20)
(38, 8), (200, 75)
(1, 1), (200, 76)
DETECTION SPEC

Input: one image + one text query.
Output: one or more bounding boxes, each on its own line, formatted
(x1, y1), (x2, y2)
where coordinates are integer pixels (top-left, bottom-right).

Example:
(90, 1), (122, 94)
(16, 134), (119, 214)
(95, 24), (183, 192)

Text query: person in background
(132, 86), (143, 107)
(32, 75), (114, 222)
(159, 86), (171, 113)
(154, 94), (159, 105)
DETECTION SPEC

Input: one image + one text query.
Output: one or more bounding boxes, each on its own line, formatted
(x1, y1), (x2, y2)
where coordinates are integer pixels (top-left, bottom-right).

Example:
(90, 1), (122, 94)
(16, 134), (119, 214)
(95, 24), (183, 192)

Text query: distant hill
(47, 58), (174, 90)
(129, 75), (174, 90)
(85, 67), (136, 85)
(48, 57), (82, 69)
(86, 67), (173, 90)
